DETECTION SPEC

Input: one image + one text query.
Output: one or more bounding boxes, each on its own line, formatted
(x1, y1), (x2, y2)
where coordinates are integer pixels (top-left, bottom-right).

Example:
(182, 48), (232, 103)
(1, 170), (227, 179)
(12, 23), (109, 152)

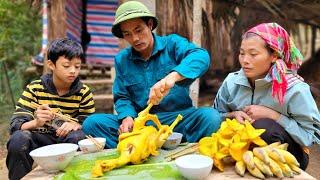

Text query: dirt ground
(0, 93), (319, 179)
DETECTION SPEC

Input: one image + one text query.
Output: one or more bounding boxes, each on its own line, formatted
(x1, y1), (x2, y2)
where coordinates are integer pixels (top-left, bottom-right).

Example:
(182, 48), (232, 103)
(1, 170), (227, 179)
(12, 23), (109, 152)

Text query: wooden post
(189, 0), (203, 107)
(311, 26), (316, 58)
(44, 0), (67, 73)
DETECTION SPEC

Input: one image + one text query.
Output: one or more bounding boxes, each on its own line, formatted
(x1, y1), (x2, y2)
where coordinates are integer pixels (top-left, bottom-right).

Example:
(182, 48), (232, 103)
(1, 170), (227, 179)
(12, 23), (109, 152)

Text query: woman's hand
(243, 105), (280, 121)
(227, 111), (253, 123)
(56, 122), (81, 137)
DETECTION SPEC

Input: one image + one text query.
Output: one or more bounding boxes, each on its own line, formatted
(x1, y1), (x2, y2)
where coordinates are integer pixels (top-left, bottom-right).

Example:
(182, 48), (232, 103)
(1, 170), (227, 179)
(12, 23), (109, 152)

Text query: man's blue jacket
(113, 33), (210, 121)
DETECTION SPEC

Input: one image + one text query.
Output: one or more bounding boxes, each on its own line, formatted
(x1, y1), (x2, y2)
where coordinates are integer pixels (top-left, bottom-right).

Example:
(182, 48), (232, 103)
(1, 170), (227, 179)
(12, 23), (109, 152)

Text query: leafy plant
(0, 0), (41, 67)
(0, 0), (41, 121)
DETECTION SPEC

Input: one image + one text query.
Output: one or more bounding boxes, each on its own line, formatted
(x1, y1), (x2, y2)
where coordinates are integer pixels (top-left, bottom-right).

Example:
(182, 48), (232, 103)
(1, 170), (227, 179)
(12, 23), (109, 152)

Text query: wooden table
(23, 164), (316, 180)
(23, 149), (316, 180)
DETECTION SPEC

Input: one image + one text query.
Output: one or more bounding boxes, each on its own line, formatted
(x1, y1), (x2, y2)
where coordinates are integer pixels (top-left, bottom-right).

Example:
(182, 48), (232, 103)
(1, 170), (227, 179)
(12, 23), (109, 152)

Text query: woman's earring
(272, 54), (278, 63)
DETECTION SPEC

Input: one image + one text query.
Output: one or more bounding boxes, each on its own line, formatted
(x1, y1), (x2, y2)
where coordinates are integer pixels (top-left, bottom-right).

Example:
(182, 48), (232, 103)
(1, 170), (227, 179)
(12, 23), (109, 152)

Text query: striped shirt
(10, 74), (95, 134)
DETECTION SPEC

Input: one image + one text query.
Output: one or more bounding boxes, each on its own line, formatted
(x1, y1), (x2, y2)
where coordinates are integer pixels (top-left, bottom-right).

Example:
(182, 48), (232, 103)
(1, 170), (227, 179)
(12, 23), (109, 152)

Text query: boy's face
(48, 56), (81, 84)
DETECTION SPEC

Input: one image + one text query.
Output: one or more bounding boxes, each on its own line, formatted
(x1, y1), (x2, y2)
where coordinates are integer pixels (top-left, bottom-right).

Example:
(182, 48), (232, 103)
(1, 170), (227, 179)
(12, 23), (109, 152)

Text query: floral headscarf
(245, 22), (304, 104)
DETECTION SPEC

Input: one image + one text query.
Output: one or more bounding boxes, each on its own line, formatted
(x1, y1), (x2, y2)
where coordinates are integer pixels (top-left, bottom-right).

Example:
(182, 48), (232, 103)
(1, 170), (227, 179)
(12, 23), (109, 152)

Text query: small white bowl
(29, 143), (78, 173)
(162, 132), (183, 150)
(175, 154), (213, 180)
(78, 137), (106, 153)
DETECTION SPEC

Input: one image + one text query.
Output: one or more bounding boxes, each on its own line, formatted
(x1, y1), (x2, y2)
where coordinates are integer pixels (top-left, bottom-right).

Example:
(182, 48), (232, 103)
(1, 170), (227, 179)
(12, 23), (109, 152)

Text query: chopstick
(54, 113), (79, 123)
(86, 135), (104, 150)
(165, 144), (199, 161)
(165, 144), (198, 158)
(30, 102), (79, 123)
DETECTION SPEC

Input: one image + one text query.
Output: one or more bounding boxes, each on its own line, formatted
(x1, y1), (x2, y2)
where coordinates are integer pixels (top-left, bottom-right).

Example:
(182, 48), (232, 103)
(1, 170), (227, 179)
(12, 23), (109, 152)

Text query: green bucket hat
(112, 1), (158, 38)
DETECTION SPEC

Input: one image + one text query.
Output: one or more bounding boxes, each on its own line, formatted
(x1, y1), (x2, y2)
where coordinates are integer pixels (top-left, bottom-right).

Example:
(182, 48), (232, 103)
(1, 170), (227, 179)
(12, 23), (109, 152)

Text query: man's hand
(56, 122), (81, 137)
(227, 110), (253, 124)
(148, 72), (183, 105)
(118, 116), (134, 134)
(34, 104), (54, 127)
(243, 105), (280, 121)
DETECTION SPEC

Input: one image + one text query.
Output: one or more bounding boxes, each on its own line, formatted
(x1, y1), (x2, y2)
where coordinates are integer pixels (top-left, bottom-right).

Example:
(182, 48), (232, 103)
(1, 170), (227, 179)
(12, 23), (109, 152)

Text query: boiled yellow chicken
(91, 104), (183, 177)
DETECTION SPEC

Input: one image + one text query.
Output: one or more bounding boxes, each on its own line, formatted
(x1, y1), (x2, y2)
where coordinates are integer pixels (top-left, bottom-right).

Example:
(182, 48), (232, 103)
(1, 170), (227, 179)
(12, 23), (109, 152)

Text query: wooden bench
(80, 65), (115, 113)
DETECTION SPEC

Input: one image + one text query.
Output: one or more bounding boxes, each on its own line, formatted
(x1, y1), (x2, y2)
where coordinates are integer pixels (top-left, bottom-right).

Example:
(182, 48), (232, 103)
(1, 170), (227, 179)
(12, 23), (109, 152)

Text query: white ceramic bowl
(175, 154), (213, 180)
(29, 143), (78, 173)
(78, 137), (106, 153)
(162, 132), (183, 150)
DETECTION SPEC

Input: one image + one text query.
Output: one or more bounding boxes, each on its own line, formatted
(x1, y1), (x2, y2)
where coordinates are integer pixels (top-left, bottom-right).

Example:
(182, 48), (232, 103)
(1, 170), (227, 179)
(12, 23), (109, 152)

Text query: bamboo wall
(155, 0), (320, 73)
(44, 0), (320, 74)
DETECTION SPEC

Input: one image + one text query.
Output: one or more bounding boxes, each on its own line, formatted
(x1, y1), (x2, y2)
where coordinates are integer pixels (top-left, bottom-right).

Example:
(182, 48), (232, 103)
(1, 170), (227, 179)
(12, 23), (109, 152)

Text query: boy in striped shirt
(6, 38), (95, 180)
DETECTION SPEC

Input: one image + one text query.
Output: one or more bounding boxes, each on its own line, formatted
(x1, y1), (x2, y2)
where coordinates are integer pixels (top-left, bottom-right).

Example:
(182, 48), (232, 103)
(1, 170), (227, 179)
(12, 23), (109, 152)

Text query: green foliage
(0, 0), (41, 120)
(0, 0), (41, 67)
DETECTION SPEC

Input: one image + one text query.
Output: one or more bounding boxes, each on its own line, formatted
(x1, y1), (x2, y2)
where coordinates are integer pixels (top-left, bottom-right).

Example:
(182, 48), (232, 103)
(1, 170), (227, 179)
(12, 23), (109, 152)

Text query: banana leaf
(55, 149), (183, 180)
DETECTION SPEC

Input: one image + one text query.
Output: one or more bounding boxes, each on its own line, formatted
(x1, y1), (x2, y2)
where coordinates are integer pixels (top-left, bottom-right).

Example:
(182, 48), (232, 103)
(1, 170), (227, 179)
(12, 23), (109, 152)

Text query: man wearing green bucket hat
(83, 1), (221, 148)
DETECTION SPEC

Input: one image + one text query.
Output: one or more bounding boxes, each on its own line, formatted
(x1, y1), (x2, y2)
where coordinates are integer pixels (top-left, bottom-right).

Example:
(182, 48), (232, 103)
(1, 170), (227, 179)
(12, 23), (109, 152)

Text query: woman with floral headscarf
(213, 22), (320, 170)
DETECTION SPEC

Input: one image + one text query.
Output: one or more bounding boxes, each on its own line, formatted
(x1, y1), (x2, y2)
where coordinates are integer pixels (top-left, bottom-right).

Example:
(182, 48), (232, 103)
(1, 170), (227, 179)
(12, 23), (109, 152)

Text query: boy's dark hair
(47, 38), (85, 64)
